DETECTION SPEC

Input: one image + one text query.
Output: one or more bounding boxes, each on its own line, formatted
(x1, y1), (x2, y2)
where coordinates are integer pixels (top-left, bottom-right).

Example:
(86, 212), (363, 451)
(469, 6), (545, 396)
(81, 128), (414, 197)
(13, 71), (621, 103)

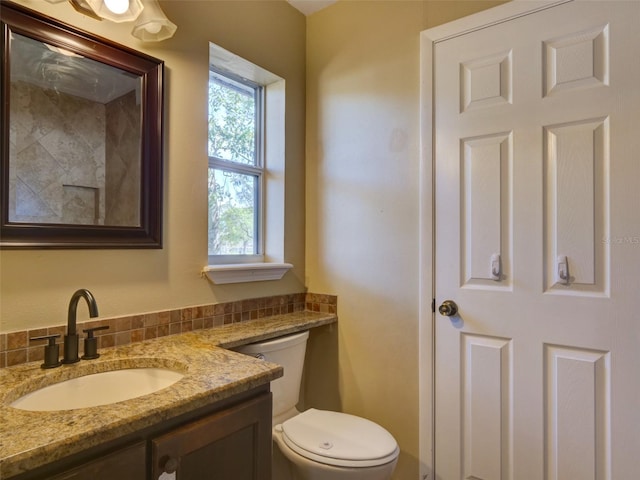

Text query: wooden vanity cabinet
(47, 442), (146, 480)
(11, 388), (272, 480)
(151, 392), (272, 480)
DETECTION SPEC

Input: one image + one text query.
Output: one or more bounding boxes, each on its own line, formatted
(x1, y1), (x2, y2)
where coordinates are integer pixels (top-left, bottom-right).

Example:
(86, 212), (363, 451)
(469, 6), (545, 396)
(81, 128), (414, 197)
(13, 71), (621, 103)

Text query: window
(208, 69), (264, 262)
(204, 43), (291, 283)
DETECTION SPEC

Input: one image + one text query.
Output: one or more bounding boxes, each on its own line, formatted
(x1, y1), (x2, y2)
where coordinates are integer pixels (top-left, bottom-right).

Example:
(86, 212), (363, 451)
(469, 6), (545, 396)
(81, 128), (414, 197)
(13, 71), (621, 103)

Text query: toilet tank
(233, 330), (309, 423)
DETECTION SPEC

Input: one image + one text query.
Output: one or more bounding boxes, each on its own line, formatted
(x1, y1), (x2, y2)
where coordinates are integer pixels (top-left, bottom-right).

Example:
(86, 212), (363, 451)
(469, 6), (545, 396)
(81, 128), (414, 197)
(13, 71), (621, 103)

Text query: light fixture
(86, 0), (143, 22)
(104, 0), (129, 14)
(131, 0), (177, 42)
(44, 0), (176, 42)
(69, 0), (103, 21)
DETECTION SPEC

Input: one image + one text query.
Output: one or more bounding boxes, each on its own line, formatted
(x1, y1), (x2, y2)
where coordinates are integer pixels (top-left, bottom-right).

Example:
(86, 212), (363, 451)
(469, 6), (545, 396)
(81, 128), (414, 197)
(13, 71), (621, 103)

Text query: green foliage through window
(208, 70), (262, 257)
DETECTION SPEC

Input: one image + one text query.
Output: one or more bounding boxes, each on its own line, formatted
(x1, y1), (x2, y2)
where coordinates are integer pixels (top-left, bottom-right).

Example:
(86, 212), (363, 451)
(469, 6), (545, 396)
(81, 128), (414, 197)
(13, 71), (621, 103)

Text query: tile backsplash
(0, 292), (337, 369)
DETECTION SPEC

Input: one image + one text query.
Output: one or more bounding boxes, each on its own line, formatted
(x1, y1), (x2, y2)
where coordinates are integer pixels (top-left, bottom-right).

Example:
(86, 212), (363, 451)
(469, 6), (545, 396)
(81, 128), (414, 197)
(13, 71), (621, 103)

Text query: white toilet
(234, 330), (399, 480)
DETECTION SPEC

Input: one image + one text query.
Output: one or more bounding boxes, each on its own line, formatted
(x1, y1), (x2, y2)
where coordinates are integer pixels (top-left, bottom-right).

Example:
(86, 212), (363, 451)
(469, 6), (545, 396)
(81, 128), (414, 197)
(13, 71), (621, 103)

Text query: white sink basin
(10, 368), (184, 411)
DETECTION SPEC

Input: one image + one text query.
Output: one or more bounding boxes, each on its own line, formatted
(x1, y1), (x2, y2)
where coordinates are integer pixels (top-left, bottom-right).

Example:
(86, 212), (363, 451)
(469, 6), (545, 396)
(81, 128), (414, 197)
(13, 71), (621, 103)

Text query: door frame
(417, 2), (571, 478)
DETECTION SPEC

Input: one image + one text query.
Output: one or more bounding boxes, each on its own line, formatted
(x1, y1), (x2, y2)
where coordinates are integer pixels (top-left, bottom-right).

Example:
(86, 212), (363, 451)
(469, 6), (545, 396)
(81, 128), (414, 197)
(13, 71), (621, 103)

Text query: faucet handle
(30, 334), (62, 369)
(81, 325), (109, 360)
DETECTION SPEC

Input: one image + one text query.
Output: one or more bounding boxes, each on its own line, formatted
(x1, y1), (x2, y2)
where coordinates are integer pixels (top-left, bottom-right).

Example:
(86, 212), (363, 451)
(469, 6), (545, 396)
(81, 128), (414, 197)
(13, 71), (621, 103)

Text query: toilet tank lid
(280, 408), (399, 467)
(234, 330), (309, 354)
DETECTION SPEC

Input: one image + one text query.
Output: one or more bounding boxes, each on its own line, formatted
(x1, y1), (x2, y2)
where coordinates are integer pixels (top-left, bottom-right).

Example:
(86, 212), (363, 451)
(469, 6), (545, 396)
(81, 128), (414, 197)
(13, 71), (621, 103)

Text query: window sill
(202, 263), (293, 284)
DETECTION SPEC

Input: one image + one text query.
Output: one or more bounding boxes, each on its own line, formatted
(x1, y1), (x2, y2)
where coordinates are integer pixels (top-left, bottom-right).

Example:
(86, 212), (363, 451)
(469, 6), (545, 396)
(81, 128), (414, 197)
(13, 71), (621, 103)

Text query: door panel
(461, 132), (512, 289)
(151, 393), (272, 480)
(48, 442), (146, 480)
(543, 117), (609, 295)
(544, 345), (610, 480)
(434, 1), (640, 479)
(461, 334), (512, 480)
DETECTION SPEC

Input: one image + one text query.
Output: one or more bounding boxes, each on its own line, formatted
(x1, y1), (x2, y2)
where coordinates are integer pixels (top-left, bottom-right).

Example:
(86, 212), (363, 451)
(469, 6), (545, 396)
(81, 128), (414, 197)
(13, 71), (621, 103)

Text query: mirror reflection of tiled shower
(9, 81), (140, 226)
(61, 184), (99, 224)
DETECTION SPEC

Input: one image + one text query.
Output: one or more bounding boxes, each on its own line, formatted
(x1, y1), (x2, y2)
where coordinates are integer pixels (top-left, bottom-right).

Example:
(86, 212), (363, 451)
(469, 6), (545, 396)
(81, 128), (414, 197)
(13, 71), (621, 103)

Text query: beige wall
(305, 1), (504, 478)
(0, 0), (306, 332)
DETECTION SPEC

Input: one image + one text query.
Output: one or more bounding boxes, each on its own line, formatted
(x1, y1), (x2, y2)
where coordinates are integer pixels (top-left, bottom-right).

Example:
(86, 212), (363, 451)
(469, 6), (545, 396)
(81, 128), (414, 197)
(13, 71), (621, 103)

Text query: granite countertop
(0, 310), (336, 478)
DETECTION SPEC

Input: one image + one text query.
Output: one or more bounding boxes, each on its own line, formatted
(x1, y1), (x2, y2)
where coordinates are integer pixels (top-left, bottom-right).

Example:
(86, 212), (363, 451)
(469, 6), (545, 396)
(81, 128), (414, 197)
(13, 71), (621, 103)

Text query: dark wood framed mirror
(0, 2), (163, 248)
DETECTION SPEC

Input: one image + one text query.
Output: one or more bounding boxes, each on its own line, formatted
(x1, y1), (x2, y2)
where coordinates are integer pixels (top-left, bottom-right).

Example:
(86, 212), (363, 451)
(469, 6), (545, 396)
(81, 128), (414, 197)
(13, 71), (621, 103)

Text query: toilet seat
(277, 408), (399, 468)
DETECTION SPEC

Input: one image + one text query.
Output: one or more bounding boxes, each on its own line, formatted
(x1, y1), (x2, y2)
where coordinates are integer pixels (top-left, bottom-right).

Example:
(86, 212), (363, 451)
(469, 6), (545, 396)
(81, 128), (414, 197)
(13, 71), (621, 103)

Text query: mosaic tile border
(0, 292), (337, 369)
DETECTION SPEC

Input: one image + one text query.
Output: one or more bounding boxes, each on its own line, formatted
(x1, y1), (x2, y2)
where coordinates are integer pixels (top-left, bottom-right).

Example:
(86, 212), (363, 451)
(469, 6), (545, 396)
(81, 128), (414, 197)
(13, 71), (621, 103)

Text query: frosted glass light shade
(86, 0), (143, 22)
(44, 0), (101, 21)
(69, 0), (102, 20)
(132, 0), (177, 42)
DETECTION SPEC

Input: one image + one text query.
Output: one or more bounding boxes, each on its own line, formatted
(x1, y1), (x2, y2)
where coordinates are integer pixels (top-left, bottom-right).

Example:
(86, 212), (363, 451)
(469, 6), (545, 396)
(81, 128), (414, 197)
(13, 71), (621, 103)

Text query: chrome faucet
(62, 289), (99, 364)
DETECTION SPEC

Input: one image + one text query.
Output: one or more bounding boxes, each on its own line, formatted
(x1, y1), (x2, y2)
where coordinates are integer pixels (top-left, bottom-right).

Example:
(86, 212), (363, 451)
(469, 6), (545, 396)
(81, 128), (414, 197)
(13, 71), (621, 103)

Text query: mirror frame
(0, 2), (163, 248)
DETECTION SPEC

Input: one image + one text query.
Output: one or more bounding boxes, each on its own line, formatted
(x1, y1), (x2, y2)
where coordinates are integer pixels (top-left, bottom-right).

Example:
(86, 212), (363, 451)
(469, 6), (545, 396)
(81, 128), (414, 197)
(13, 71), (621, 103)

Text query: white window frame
(203, 43), (292, 284)
(208, 68), (265, 264)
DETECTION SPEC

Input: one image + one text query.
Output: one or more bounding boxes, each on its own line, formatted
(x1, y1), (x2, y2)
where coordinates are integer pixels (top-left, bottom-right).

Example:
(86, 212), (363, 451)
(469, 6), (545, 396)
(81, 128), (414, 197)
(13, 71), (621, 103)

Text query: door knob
(438, 300), (458, 317)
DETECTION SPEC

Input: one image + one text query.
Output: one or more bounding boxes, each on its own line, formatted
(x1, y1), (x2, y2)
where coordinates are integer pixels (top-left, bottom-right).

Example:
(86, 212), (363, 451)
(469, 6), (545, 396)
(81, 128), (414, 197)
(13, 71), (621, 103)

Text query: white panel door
(433, 1), (640, 479)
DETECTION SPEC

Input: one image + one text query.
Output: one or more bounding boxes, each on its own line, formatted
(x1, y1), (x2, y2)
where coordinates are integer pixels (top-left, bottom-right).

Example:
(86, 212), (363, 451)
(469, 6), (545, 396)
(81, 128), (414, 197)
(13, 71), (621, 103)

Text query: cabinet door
(151, 393), (272, 480)
(48, 442), (146, 480)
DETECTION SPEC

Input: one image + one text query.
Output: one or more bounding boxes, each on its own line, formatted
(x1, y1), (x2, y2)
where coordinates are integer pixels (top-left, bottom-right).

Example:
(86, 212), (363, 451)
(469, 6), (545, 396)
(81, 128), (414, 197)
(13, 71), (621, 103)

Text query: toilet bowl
(233, 331), (399, 480)
(273, 408), (399, 480)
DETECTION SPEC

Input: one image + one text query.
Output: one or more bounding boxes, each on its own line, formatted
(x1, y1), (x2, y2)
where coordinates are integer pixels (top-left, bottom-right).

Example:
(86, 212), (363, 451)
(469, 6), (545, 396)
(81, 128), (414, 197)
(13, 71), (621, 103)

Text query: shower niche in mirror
(1, 2), (163, 248)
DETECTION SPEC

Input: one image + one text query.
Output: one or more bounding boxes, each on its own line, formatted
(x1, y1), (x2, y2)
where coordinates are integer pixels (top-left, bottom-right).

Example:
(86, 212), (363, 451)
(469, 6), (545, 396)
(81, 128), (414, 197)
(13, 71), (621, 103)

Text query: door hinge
(431, 298), (436, 313)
